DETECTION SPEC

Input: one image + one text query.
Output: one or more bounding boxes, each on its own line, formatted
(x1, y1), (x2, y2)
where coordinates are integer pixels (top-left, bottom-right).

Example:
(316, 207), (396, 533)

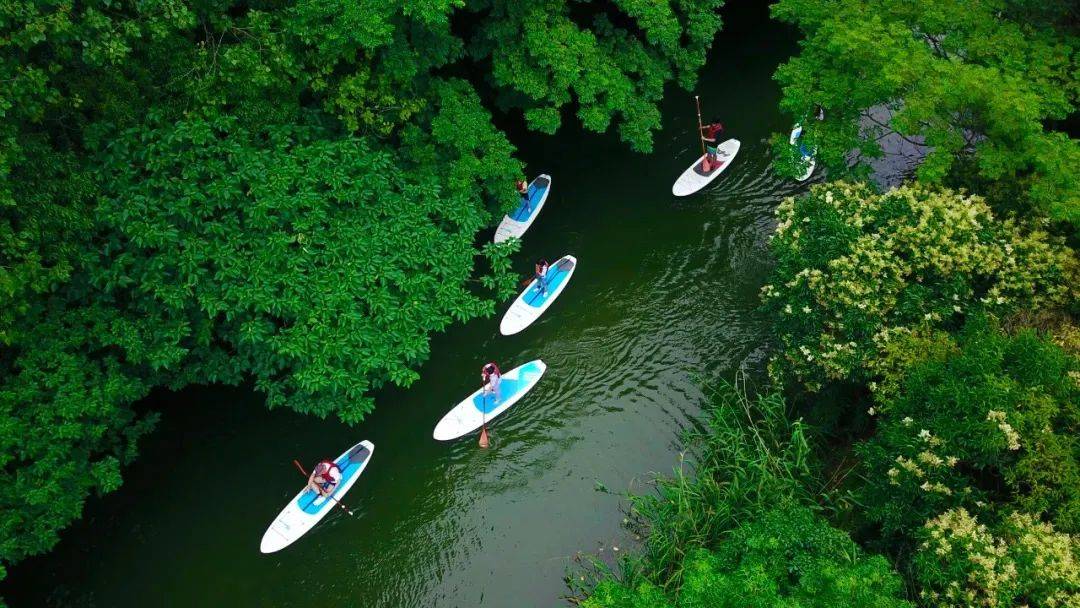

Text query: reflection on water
(4, 4), (808, 607)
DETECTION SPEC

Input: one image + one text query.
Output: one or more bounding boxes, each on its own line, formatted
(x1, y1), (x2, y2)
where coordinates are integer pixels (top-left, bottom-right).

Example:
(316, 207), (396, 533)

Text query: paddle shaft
(694, 96), (707, 156)
(292, 459), (354, 515)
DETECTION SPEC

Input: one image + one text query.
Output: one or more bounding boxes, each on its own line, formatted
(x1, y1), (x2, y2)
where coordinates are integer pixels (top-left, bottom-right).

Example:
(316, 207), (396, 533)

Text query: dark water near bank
(6, 4), (804, 607)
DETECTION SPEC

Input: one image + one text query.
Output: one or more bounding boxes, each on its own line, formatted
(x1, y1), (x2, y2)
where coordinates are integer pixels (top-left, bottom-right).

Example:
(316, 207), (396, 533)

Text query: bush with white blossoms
(761, 181), (1077, 388)
(857, 317), (1080, 535)
(914, 508), (1080, 608)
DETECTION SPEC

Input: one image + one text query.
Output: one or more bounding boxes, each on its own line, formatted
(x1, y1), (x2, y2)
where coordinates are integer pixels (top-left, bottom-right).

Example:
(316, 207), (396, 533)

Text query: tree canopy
(770, 0), (1079, 229)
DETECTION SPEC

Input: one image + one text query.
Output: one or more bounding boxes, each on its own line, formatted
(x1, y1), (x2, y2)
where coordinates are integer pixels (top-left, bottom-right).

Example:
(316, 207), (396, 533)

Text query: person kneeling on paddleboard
(535, 259), (550, 296)
(481, 362), (502, 403)
(515, 178), (530, 214)
(307, 459), (342, 497)
(700, 120), (725, 172)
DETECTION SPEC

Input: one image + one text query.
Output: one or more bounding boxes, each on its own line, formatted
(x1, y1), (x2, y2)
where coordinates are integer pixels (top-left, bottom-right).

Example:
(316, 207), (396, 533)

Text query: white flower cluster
(763, 182), (1077, 385)
(986, 410), (1021, 451)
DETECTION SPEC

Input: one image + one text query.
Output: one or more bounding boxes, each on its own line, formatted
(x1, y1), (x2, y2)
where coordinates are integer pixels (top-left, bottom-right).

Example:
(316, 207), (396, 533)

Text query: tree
(466, 0), (726, 152)
(770, 0), (1080, 228)
(94, 111), (518, 421)
(761, 182), (1076, 388)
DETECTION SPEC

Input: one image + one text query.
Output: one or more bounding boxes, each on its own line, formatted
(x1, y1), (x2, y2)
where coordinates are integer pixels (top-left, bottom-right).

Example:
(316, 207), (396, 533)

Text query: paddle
(694, 95), (707, 158)
(479, 384), (491, 449)
(292, 459), (355, 516)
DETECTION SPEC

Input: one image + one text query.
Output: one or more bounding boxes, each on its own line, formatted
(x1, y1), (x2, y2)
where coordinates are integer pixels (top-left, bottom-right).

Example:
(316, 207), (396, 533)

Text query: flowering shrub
(915, 509), (1080, 608)
(858, 317), (1080, 535)
(761, 182), (1076, 388)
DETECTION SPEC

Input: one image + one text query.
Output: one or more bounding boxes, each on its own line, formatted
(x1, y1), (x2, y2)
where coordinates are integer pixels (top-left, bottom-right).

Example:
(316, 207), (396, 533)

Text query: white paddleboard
(500, 255), (577, 335)
(260, 440), (374, 554)
(672, 139), (741, 197)
(494, 174), (551, 243)
(433, 360), (547, 440)
(790, 124), (815, 182)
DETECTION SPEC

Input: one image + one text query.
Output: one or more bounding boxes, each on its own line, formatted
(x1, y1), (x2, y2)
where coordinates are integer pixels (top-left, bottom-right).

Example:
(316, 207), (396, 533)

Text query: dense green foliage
(770, 0), (1080, 228)
(97, 114), (515, 420)
(755, 177), (1080, 608)
(621, 384), (814, 588)
(585, 4), (1080, 608)
(587, 505), (911, 608)
(576, 384), (910, 608)
(0, 0), (729, 588)
(762, 181), (1076, 387)
(859, 317), (1080, 536)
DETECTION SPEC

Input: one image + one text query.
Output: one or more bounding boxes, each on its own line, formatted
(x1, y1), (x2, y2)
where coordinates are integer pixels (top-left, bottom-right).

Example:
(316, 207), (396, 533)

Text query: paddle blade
(478, 426), (490, 449)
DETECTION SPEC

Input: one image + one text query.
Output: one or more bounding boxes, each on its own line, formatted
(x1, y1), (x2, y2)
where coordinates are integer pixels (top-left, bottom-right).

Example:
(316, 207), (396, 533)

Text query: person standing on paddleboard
(700, 119), (725, 172)
(534, 258), (550, 296)
(481, 362), (502, 404)
(306, 460), (342, 497)
(515, 178), (531, 214)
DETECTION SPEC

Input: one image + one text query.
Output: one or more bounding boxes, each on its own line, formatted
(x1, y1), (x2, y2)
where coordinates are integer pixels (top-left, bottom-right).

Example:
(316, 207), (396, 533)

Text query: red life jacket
(705, 123), (724, 139)
(313, 460), (341, 488)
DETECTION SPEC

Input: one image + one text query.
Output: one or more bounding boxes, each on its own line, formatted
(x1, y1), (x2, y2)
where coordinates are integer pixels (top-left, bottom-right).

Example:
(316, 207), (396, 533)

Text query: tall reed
(617, 378), (815, 593)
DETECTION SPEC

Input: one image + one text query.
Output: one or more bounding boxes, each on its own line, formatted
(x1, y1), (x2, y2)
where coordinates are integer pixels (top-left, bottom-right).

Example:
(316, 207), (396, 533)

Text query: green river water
(6, 5), (803, 606)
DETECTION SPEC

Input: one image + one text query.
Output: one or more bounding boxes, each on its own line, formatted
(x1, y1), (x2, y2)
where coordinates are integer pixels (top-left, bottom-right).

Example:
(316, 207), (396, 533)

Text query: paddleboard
(790, 124), (815, 182)
(500, 255), (577, 336)
(260, 440), (374, 554)
(672, 139), (741, 197)
(433, 360), (547, 441)
(494, 174), (552, 243)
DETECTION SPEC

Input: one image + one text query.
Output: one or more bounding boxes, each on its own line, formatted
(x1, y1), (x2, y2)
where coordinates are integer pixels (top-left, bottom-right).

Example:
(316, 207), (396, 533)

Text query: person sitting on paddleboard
(307, 459), (342, 498)
(515, 178), (531, 214)
(795, 107), (824, 158)
(794, 126), (812, 158)
(700, 120), (725, 172)
(534, 258), (550, 296)
(481, 362), (502, 403)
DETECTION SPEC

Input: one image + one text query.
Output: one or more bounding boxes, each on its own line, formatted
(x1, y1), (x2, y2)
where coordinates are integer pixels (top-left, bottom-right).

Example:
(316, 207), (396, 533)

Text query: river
(5, 4), (801, 606)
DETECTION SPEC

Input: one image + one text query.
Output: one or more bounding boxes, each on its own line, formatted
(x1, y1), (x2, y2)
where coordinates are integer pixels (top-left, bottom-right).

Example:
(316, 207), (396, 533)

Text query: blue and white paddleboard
(500, 255), (577, 336)
(260, 440), (374, 553)
(672, 139), (740, 197)
(790, 124), (815, 181)
(433, 360), (547, 441)
(494, 174), (551, 243)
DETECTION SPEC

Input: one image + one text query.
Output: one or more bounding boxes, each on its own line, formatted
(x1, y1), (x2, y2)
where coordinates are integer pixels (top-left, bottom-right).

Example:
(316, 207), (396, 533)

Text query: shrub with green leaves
(578, 383), (905, 608)
(858, 317), (1080, 536)
(622, 383), (814, 589)
(761, 182), (1076, 388)
(584, 505), (911, 608)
